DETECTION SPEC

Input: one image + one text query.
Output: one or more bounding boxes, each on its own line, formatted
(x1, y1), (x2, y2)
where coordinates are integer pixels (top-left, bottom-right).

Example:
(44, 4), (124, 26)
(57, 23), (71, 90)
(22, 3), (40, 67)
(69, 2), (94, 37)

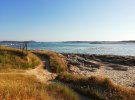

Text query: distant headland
(63, 40), (135, 44)
(0, 40), (36, 43)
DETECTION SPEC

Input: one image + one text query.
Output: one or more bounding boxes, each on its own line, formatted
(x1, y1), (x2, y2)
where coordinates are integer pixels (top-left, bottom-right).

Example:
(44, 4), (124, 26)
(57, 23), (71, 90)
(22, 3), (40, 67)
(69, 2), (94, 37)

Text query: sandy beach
(62, 53), (135, 88)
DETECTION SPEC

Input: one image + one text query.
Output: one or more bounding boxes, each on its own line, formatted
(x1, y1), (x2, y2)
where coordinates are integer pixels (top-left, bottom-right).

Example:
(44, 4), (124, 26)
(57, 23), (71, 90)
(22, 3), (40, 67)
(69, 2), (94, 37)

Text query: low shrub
(45, 83), (79, 100)
(57, 72), (135, 100)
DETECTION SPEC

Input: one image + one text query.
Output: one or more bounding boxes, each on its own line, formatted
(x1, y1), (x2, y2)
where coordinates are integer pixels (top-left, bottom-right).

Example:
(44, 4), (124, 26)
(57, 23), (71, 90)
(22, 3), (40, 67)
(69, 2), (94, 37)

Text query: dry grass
(0, 46), (79, 100)
(57, 72), (135, 100)
(45, 83), (79, 100)
(0, 46), (40, 71)
(0, 73), (51, 100)
(0, 73), (79, 100)
(32, 50), (68, 73)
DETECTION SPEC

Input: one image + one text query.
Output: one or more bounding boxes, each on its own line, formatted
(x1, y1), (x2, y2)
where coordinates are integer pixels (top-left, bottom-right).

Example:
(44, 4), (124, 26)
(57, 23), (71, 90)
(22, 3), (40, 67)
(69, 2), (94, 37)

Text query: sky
(0, 0), (135, 41)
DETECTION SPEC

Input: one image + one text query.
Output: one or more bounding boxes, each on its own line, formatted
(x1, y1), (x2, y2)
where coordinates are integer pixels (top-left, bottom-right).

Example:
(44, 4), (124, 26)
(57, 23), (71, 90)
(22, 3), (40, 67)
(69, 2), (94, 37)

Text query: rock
(108, 64), (129, 71)
(67, 59), (80, 66)
(75, 56), (100, 68)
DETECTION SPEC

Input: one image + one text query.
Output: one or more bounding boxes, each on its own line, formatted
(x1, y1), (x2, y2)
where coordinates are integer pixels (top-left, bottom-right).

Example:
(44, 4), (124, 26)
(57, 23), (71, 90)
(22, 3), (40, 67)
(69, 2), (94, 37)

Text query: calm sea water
(1, 42), (135, 56)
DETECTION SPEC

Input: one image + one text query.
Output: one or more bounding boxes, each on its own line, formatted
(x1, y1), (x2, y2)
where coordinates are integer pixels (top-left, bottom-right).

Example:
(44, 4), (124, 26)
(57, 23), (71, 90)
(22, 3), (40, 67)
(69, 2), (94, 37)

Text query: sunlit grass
(32, 50), (68, 73)
(0, 73), (79, 100)
(0, 74), (50, 100)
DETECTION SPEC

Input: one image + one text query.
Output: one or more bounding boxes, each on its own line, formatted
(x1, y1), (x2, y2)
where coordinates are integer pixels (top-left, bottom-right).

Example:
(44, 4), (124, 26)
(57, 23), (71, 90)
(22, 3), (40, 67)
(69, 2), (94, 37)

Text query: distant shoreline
(63, 40), (135, 44)
(1, 40), (135, 44)
(0, 40), (36, 43)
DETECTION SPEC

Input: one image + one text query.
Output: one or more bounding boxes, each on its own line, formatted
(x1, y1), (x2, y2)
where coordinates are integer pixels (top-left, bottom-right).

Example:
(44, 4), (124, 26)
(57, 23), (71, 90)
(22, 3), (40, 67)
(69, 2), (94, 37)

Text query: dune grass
(32, 50), (68, 73)
(45, 83), (79, 100)
(0, 46), (40, 71)
(57, 72), (135, 100)
(0, 46), (79, 100)
(0, 73), (79, 100)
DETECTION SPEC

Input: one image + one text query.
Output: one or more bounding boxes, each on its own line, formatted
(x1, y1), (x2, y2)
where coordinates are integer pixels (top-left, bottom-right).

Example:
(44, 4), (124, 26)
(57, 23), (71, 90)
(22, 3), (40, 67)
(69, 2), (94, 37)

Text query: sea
(1, 42), (135, 56)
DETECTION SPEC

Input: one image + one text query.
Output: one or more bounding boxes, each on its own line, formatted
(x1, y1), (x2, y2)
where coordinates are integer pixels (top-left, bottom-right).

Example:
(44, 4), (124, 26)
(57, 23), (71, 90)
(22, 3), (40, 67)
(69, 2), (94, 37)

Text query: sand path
(25, 54), (57, 83)
(26, 54), (90, 100)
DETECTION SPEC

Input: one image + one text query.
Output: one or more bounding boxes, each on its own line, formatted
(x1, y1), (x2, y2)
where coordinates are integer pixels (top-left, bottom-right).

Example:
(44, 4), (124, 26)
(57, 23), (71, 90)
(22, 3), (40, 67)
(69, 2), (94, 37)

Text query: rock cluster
(65, 54), (100, 68)
(62, 53), (135, 87)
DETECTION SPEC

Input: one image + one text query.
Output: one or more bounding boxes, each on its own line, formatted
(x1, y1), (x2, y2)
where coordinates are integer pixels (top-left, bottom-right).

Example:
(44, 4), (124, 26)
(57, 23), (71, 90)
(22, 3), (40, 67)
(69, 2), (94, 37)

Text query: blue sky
(0, 0), (135, 41)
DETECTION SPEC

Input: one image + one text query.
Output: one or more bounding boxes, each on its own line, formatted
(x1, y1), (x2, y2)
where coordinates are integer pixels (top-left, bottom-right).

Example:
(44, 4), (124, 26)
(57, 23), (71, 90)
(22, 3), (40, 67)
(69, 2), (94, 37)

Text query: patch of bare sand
(26, 56), (57, 83)
(70, 64), (135, 88)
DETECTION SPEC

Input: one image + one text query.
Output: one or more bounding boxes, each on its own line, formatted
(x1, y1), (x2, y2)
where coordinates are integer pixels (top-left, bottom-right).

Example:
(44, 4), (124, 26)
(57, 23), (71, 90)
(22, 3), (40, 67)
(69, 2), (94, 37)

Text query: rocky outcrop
(64, 54), (100, 70)
(63, 53), (135, 66)
(61, 53), (135, 87)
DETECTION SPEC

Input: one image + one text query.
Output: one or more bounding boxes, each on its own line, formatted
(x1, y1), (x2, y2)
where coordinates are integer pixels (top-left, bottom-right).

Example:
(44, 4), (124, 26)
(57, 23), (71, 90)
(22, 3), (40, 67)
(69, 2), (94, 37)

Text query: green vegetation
(32, 50), (68, 73)
(57, 72), (135, 100)
(0, 73), (79, 100)
(0, 46), (40, 70)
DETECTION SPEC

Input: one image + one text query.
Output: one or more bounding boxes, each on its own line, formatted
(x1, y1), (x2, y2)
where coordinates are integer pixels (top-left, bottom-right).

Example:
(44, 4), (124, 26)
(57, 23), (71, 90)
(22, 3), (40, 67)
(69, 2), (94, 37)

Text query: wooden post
(25, 41), (28, 54)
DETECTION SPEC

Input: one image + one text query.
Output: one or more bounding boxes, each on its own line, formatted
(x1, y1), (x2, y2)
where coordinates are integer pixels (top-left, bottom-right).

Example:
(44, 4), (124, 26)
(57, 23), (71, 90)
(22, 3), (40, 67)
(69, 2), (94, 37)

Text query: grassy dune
(57, 72), (135, 100)
(32, 50), (68, 73)
(0, 46), (40, 70)
(0, 46), (79, 100)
